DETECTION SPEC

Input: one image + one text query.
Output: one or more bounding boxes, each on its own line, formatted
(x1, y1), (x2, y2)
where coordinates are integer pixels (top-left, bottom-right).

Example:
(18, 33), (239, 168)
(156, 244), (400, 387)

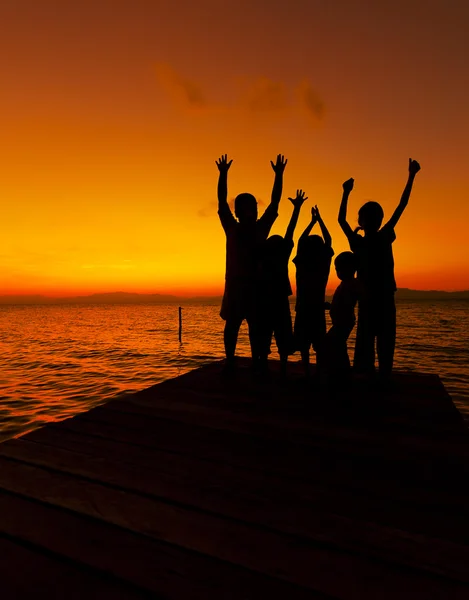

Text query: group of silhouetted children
(216, 154), (421, 384)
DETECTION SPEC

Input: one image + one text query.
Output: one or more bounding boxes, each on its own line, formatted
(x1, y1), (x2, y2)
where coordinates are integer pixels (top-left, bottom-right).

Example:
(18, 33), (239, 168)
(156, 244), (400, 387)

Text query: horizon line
(0, 287), (468, 302)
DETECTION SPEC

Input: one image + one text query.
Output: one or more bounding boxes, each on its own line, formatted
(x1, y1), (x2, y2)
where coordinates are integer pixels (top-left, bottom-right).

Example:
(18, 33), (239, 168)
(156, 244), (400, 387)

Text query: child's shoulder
(322, 246), (334, 261)
(378, 223), (396, 242)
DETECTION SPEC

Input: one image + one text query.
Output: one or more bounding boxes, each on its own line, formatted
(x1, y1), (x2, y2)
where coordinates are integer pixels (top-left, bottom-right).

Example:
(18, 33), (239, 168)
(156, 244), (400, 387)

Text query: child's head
(263, 235), (284, 262)
(234, 193), (257, 224)
(358, 201), (384, 233)
(334, 251), (356, 281)
(302, 234), (324, 256)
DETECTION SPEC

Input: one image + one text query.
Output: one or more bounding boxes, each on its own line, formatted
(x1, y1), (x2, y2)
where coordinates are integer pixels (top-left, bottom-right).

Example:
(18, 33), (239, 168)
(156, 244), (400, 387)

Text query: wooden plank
(27, 410), (469, 486)
(106, 395), (465, 441)
(91, 389), (469, 447)
(3, 360), (467, 599)
(72, 405), (468, 475)
(2, 438), (469, 584)
(0, 534), (151, 599)
(0, 490), (321, 600)
(21, 426), (469, 544)
(0, 458), (467, 599)
(102, 395), (469, 460)
(133, 361), (463, 423)
(137, 373), (455, 416)
(53, 407), (469, 501)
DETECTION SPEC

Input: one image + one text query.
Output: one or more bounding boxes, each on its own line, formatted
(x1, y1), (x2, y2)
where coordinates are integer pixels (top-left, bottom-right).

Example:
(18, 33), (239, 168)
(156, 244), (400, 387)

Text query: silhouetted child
(293, 205), (334, 377)
(325, 252), (359, 382)
(216, 153), (287, 369)
(338, 159), (421, 379)
(258, 189), (307, 376)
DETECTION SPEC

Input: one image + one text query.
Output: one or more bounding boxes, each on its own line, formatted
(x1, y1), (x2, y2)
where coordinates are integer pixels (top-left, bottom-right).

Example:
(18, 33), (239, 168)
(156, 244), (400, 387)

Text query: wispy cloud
(197, 200), (217, 218)
(156, 63), (208, 111)
(245, 78), (289, 112)
(156, 63), (325, 122)
(297, 80), (325, 120)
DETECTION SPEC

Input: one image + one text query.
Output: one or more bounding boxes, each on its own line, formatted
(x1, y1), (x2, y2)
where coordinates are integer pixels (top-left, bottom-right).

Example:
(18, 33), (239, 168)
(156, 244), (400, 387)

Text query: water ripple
(0, 301), (468, 441)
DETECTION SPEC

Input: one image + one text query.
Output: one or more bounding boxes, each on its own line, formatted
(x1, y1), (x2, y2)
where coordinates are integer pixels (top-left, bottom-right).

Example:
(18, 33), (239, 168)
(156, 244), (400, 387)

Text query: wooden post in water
(178, 306), (182, 343)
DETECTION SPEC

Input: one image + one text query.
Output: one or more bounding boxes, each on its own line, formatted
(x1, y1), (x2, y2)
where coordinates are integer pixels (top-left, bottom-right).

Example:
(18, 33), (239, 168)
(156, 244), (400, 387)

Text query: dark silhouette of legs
(325, 325), (353, 389)
(376, 296), (396, 379)
(246, 313), (262, 365)
(311, 311), (327, 382)
(273, 297), (293, 377)
(224, 318), (243, 362)
(326, 326), (351, 369)
(354, 301), (376, 374)
(300, 349), (310, 377)
(354, 295), (396, 377)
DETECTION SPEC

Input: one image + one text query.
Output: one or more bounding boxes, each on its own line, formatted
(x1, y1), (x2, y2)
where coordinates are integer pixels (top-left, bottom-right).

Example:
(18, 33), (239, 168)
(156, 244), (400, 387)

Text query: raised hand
(408, 158), (421, 176)
(270, 154), (288, 174)
(342, 178), (354, 193)
(288, 189), (308, 208)
(311, 205), (318, 224)
(313, 205), (323, 221)
(216, 154), (233, 173)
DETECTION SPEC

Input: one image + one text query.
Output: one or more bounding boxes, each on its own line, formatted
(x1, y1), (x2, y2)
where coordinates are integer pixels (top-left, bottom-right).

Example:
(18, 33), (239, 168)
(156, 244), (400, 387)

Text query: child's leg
(274, 299), (293, 377)
(254, 312), (273, 371)
(246, 311), (264, 364)
(224, 318), (243, 362)
(294, 310), (310, 376)
(311, 311), (327, 379)
(300, 348), (310, 376)
(353, 300), (376, 375)
(324, 326), (338, 377)
(376, 295), (396, 379)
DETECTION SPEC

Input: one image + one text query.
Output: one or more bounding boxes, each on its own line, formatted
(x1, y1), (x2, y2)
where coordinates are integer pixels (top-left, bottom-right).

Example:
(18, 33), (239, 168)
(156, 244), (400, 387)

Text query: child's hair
(298, 234), (324, 258)
(263, 235), (284, 264)
(234, 193), (257, 221)
(358, 201), (384, 232)
(265, 234), (284, 250)
(334, 251), (357, 277)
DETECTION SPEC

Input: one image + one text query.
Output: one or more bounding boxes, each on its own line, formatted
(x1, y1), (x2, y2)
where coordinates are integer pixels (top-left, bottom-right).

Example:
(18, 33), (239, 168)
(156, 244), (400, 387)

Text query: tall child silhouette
(258, 189), (307, 376)
(293, 205), (334, 377)
(216, 154), (288, 368)
(338, 159), (421, 379)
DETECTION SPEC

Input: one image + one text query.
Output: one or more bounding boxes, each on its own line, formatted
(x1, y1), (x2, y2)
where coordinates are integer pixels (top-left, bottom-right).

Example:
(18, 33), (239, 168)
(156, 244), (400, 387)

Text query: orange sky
(1, 0), (468, 295)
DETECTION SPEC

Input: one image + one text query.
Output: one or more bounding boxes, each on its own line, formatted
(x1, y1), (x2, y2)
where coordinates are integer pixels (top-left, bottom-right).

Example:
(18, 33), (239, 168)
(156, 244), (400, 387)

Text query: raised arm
(216, 154), (233, 209)
(386, 159), (421, 229)
(338, 178), (354, 238)
(314, 205), (332, 248)
(299, 206), (318, 242)
(285, 189), (307, 242)
(269, 154), (288, 209)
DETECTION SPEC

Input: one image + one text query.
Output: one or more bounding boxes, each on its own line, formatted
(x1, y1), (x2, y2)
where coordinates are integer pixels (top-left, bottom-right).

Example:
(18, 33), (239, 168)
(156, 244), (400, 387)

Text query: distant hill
(394, 288), (469, 300)
(0, 292), (179, 305)
(0, 288), (467, 305)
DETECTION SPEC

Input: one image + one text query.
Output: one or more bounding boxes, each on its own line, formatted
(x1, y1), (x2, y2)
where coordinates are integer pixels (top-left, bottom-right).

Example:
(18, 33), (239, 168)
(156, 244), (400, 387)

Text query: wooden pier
(0, 359), (468, 598)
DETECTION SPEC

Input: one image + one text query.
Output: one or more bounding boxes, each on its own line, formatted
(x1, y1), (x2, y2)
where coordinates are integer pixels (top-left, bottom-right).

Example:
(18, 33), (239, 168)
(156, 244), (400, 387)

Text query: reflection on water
(0, 300), (468, 441)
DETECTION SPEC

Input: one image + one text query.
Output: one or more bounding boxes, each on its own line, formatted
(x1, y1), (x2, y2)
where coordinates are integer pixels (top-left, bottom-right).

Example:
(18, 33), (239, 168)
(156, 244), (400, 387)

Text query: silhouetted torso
(219, 204), (278, 284)
(218, 203), (277, 320)
(330, 279), (359, 329)
(347, 224), (396, 296)
(260, 238), (294, 299)
(294, 246), (334, 311)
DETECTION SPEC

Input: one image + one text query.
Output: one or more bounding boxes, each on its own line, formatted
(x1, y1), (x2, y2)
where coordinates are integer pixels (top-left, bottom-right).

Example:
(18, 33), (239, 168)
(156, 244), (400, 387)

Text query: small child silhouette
(216, 154), (287, 369)
(325, 251), (359, 381)
(293, 205), (334, 377)
(338, 159), (421, 379)
(258, 189), (307, 376)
